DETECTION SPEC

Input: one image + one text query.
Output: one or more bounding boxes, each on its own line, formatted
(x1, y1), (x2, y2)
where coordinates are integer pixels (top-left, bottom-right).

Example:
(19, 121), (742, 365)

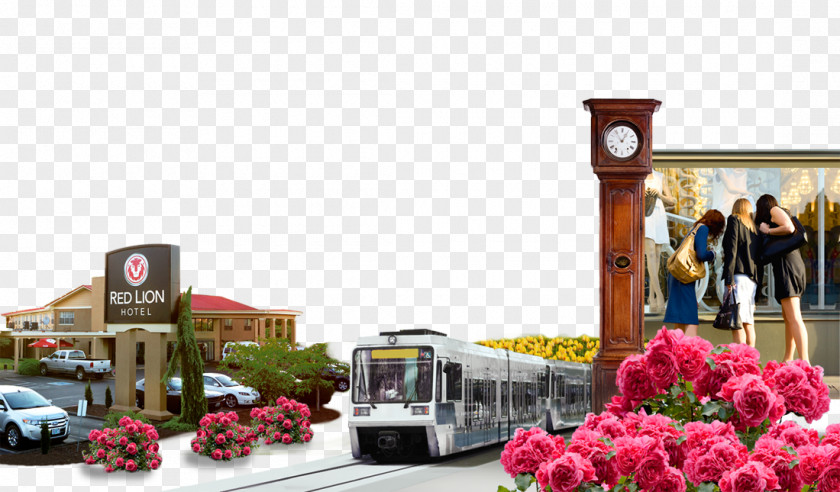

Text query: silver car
(0, 385), (70, 450)
(203, 373), (260, 408)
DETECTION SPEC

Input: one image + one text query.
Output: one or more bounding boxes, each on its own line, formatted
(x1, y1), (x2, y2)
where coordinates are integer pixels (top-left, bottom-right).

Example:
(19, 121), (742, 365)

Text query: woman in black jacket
(721, 198), (762, 346)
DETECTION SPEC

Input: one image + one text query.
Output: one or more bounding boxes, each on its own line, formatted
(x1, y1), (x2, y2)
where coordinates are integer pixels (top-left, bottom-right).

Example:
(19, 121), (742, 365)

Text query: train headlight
(353, 407), (371, 417)
(411, 405), (429, 416)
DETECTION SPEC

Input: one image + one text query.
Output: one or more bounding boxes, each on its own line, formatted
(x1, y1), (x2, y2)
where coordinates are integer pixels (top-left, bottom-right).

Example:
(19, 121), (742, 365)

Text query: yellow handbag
(666, 224), (707, 284)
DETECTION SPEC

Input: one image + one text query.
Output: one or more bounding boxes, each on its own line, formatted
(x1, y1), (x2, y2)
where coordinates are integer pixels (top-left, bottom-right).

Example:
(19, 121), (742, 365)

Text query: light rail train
(348, 329), (592, 461)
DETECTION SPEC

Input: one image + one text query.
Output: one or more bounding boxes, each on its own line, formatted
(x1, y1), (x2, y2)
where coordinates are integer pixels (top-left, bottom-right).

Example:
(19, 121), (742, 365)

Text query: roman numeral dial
(604, 123), (641, 160)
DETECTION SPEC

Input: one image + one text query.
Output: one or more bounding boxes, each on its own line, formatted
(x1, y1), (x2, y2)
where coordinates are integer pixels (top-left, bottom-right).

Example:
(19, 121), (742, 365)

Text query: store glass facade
(645, 162), (840, 315)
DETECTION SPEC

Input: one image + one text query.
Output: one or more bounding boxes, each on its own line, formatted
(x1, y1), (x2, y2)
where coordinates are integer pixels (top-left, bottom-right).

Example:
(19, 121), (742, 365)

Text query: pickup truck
(39, 350), (111, 380)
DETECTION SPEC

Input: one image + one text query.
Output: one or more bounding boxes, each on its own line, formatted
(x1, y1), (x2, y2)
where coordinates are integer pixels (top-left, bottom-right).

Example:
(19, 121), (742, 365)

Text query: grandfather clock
(582, 98), (661, 412)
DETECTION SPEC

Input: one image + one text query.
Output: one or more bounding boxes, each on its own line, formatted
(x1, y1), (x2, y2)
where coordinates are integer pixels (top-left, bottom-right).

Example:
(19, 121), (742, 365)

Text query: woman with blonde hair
(722, 198), (762, 346)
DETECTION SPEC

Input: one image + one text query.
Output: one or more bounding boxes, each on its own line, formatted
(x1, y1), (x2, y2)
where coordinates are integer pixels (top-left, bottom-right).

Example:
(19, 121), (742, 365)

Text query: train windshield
(352, 346), (434, 404)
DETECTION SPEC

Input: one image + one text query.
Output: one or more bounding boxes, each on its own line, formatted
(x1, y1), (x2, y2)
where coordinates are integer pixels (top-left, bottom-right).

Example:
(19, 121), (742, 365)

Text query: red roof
(190, 294), (257, 312)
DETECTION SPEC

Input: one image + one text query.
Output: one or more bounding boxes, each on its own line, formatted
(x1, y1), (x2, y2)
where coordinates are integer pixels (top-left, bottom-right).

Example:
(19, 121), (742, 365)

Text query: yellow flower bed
(476, 335), (599, 364)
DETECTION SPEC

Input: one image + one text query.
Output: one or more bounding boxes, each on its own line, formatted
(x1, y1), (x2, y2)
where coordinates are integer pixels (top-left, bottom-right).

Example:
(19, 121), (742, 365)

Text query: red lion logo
(124, 254), (149, 286)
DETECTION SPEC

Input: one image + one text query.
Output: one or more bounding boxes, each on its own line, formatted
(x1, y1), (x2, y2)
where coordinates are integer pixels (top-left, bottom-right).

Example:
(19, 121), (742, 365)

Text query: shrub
(191, 411), (259, 461)
(84, 416), (162, 473)
(160, 416), (198, 432)
(250, 396), (314, 445)
(85, 380), (93, 408)
(17, 358), (40, 376)
(104, 386), (113, 409)
(103, 410), (150, 431)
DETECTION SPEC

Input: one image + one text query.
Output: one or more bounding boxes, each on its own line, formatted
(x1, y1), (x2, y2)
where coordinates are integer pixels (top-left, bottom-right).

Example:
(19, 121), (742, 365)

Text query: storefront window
(644, 162), (840, 315)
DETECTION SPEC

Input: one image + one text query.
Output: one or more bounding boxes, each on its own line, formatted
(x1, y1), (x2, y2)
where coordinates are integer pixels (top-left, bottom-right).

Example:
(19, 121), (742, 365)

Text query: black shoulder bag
(757, 215), (807, 266)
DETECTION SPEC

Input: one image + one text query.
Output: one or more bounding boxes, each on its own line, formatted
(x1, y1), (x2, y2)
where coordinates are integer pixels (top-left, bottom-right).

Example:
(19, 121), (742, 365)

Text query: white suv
(0, 386), (70, 449)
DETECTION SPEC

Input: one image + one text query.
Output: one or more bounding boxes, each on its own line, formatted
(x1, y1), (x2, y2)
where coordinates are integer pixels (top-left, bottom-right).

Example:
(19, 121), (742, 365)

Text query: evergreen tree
(104, 386), (113, 409)
(163, 287), (207, 426)
(84, 380), (93, 408)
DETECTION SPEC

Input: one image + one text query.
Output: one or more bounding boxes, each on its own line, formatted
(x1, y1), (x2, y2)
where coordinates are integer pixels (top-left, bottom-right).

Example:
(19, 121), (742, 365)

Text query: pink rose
(119, 436), (128, 446)
(616, 354), (657, 402)
(147, 429), (159, 441)
(718, 374), (782, 428)
(634, 449), (669, 489)
(798, 444), (830, 484)
(150, 459), (160, 470)
(282, 434), (292, 444)
(535, 453), (596, 492)
(820, 464), (840, 492)
(193, 444), (201, 453)
(302, 433), (311, 442)
(257, 424), (265, 433)
(684, 437), (746, 485)
(96, 448), (106, 459)
(646, 342), (680, 390)
(646, 467), (687, 492)
(211, 449), (223, 460)
(603, 394), (634, 417)
(126, 442), (137, 455)
(125, 460), (137, 472)
(501, 427), (552, 477)
(85, 457), (96, 465)
(613, 435), (661, 476)
(226, 430), (234, 439)
(719, 461), (779, 492)
(118, 416), (132, 427)
(283, 419), (293, 429)
(105, 465), (114, 473)
(224, 449), (232, 459)
(221, 417), (231, 426)
(125, 424), (137, 433)
(115, 457), (125, 468)
(673, 335), (713, 381)
(215, 434), (226, 445)
(243, 446), (251, 456)
(88, 429), (101, 441)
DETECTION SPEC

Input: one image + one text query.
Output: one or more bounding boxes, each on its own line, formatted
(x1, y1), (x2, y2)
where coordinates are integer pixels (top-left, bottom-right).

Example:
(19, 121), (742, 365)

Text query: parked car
(39, 350), (111, 380)
(202, 373), (260, 408)
(221, 341), (259, 366)
(0, 385), (70, 450)
(135, 378), (224, 414)
(321, 364), (350, 392)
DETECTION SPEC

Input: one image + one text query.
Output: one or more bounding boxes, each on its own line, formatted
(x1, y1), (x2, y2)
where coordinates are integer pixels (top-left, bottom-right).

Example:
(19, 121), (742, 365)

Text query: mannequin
(645, 171), (676, 313)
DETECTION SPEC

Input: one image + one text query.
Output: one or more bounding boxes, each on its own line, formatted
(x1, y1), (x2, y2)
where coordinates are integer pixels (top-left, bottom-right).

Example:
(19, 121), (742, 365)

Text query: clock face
(604, 124), (640, 160)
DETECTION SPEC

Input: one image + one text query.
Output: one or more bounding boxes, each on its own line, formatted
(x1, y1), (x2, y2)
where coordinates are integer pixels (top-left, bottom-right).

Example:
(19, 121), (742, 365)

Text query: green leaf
(627, 483), (638, 492)
(670, 385), (682, 398)
(711, 345), (730, 355)
(669, 421), (685, 432)
(497, 487), (513, 492)
(684, 380), (694, 392)
(514, 473), (535, 491)
(606, 450), (616, 460)
(599, 437), (615, 447)
(697, 482), (717, 492)
(789, 458), (799, 469)
(584, 485), (606, 492)
(782, 445), (797, 455)
(717, 406), (731, 421)
(705, 357), (716, 370)
(676, 435), (687, 445)
(701, 401), (721, 417)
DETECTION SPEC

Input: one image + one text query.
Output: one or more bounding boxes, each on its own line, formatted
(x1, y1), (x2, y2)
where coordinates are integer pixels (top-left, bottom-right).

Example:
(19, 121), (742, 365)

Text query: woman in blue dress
(663, 209), (726, 337)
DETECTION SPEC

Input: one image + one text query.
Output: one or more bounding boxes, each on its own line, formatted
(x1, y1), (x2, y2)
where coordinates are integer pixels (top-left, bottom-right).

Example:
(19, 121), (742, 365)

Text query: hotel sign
(105, 244), (180, 324)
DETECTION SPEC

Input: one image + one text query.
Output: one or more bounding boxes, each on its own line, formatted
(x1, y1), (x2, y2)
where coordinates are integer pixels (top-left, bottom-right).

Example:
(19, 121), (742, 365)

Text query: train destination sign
(105, 244), (180, 324)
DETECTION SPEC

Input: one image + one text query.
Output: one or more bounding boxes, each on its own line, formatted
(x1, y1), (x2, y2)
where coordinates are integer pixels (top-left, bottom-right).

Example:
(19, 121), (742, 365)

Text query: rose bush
(250, 396), (314, 445)
(191, 410), (259, 461)
(83, 416), (162, 472)
(499, 327), (835, 492)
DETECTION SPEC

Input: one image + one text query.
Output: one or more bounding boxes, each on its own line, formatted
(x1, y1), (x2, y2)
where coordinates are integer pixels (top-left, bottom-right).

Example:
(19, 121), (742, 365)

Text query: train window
(538, 371), (546, 399)
(435, 361), (442, 403)
(501, 381), (508, 418)
(446, 363), (462, 401)
(557, 374), (565, 399)
(491, 380), (497, 419)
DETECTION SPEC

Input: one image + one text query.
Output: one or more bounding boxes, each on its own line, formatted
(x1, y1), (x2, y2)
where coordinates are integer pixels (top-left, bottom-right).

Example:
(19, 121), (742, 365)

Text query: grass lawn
(0, 358), (15, 370)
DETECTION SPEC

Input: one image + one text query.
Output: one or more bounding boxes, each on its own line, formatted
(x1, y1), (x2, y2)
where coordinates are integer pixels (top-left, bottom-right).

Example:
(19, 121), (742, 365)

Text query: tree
(221, 338), (339, 410)
(162, 287), (207, 426)
(84, 380), (93, 408)
(104, 386), (113, 409)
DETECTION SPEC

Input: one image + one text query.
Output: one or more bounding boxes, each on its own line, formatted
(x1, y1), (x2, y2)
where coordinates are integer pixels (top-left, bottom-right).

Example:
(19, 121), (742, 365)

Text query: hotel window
(194, 318), (214, 332)
(644, 154), (840, 316)
(224, 319), (233, 330)
(244, 319), (252, 331)
(59, 311), (74, 325)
